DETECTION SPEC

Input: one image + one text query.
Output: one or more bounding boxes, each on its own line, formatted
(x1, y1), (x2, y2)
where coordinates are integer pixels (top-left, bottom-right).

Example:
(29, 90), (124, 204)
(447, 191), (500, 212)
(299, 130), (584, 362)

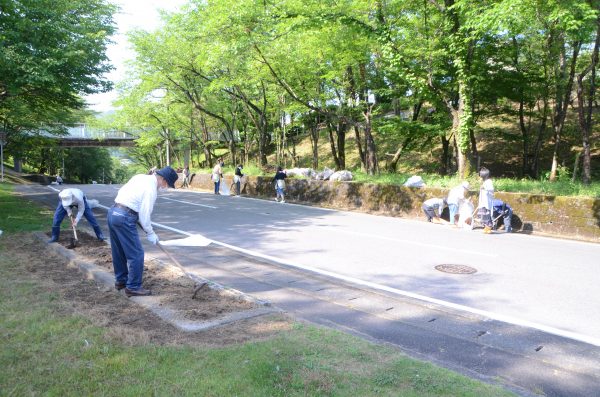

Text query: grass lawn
(0, 183), (55, 233)
(0, 182), (516, 396)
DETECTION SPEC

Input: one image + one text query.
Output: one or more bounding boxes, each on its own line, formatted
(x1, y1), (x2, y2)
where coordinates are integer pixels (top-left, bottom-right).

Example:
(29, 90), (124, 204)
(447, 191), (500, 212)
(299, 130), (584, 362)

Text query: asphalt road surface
(58, 183), (600, 345)
(25, 183), (600, 396)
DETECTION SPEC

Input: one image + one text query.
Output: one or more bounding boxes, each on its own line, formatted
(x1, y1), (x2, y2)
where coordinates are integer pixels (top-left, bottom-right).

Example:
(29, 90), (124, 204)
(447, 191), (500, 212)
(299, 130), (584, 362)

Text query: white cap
(462, 181), (470, 189)
(58, 190), (73, 207)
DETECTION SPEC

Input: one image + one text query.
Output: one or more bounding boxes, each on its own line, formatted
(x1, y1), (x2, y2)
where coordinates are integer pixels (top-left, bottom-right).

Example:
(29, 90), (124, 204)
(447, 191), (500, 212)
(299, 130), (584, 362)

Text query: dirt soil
(5, 232), (292, 347)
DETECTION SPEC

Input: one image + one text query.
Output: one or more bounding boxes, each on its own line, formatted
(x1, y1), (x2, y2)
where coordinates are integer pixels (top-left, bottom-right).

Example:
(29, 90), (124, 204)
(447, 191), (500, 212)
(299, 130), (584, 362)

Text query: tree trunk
(387, 136), (413, 172)
(327, 121), (341, 169)
(199, 115), (212, 168)
(354, 126), (365, 171)
(336, 119), (347, 170)
(440, 133), (451, 175)
(309, 120), (319, 170)
(576, 11), (600, 185)
(363, 106), (378, 175)
(549, 40), (581, 181)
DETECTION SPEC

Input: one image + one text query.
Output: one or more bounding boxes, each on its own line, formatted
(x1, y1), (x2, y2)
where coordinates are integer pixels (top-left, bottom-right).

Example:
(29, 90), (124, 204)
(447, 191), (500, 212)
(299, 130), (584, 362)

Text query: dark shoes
(48, 237), (59, 243)
(124, 288), (152, 297)
(115, 282), (126, 290)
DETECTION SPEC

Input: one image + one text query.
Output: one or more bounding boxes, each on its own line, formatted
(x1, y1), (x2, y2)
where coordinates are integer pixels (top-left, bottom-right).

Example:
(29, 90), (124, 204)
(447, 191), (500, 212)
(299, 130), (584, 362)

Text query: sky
(84, 0), (187, 113)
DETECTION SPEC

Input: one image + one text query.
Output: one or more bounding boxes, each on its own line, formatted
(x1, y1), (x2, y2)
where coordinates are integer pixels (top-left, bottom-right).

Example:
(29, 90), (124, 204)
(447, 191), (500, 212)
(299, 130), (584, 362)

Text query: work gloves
(147, 232), (159, 245)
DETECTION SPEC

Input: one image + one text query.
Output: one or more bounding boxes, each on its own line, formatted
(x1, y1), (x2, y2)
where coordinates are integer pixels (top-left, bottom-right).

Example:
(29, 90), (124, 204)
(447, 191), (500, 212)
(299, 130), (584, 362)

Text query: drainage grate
(435, 264), (477, 274)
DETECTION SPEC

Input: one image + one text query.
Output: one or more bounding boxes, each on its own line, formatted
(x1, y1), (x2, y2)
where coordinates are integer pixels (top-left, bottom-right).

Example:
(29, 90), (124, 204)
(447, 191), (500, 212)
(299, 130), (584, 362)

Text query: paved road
(59, 183), (600, 345)
(23, 183), (600, 396)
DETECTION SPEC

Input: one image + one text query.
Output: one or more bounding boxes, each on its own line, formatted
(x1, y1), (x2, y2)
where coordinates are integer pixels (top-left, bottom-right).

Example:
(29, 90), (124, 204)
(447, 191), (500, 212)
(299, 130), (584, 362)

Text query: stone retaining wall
(183, 173), (600, 242)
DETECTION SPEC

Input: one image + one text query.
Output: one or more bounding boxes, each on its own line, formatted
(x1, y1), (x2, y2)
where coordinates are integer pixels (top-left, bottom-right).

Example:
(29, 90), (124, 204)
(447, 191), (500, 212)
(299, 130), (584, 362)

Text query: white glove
(147, 232), (159, 245)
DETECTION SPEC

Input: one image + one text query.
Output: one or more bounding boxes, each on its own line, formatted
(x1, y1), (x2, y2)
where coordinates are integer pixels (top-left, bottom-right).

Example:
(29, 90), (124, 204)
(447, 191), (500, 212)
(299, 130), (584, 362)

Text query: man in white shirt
(48, 188), (104, 243)
(107, 166), (178, 297)
(477, 167), (495, 234)
(212, 158), (223, 194)
(446, 181), (470, 225)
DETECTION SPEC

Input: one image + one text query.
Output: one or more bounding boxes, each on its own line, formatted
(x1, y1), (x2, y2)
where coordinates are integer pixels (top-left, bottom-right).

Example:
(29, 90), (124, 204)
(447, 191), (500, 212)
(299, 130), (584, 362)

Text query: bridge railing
(35, 124), (137, 140)
(64, 124), (137, 139)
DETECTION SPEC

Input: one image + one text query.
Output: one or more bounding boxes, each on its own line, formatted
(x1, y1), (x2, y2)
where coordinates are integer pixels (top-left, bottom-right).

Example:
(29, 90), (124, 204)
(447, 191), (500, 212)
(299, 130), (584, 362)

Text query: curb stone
(33, 231), (281, 332)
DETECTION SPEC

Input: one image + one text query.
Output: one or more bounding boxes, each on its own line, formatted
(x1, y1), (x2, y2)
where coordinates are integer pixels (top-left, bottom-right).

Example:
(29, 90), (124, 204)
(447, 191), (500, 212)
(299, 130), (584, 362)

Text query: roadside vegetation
(3, 1), (600, 194)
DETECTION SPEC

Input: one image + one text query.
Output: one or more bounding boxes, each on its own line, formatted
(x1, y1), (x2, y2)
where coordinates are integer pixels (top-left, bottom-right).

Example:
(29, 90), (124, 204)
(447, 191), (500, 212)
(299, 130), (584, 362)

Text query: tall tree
(0, 0), (116, 159)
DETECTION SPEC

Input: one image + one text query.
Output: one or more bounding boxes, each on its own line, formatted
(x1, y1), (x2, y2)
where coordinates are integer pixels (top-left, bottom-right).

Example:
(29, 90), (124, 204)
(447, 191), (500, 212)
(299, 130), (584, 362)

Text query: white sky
(84, 0), (187, 113)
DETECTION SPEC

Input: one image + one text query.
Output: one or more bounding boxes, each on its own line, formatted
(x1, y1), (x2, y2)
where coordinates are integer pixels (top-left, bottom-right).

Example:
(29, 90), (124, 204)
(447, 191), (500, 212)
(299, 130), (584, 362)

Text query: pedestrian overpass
(44, 124), (138, 147)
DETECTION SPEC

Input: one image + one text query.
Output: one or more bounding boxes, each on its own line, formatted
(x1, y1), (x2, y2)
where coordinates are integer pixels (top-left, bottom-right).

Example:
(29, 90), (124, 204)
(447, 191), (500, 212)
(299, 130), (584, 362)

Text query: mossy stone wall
(183, 174), (600, 242)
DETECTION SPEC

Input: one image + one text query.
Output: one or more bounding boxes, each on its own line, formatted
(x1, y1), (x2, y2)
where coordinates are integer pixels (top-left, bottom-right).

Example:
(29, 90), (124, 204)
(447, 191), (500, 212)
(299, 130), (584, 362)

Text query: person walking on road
(212, 158), (224, 194)
(477, 167), (495, 234)
(232, 164), (244, 196)
(107, 166), (178, 297)
(48, 188), (104, 243)
(182, 166), (190, 188)
(272, 166), (287, 203)
(447, 181), (470, 225)
(56, 174), (63, 185)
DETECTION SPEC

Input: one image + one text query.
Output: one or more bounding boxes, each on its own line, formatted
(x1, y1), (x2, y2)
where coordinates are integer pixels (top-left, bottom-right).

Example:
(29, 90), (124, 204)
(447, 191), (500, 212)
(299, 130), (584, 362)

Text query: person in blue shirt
(492, 199), (513, 233)
(272, 166), (287, 203)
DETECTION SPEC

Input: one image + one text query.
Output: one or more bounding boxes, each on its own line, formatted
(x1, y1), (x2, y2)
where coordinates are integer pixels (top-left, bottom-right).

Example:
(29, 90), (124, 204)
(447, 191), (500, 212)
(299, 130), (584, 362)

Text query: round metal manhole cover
(435, 264), (477, 274)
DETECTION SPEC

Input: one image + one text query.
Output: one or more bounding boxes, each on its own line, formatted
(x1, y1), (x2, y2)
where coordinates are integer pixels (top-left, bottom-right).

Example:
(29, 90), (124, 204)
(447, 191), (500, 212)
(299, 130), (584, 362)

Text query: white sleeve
(137, 186), (157, 234)
(73, 191), (85, 223)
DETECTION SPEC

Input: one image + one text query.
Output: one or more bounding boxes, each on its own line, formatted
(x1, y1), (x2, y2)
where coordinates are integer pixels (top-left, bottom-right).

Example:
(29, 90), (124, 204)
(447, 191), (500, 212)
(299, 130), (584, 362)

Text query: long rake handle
(156, 242), (190, 276)
(70, 215), (78, 240)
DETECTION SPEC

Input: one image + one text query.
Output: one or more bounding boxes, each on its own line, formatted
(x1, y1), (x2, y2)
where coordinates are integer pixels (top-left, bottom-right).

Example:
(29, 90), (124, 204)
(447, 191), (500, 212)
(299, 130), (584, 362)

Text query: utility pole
(0, 131), (6, 182)
(165, 128), (170, 166)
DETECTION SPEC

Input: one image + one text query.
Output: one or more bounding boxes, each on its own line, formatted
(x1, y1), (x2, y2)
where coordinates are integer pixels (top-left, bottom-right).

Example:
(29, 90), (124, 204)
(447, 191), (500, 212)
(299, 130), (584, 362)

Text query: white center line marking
(160, 196), (217, 209)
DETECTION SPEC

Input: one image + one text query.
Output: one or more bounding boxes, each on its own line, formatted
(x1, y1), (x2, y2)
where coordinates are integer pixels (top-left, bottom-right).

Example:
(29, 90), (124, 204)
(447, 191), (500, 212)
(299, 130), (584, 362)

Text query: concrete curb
(33, 232), (281, 332)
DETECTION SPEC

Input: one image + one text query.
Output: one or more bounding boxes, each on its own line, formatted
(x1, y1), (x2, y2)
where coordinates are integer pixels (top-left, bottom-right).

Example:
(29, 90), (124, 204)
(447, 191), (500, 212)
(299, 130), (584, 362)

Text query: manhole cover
(435, 264), (477, 274)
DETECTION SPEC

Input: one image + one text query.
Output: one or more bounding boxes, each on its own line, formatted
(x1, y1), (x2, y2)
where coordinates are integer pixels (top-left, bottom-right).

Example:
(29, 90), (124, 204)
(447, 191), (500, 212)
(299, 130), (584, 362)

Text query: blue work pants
(107, 206), (144, 291)
(51, 198), (103, 240)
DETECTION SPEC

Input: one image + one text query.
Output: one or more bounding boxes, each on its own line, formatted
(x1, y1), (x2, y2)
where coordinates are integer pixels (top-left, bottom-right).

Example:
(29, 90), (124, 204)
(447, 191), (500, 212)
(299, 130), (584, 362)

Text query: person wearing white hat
(446, 181), (470, 225)
(48, 188), (104, 243)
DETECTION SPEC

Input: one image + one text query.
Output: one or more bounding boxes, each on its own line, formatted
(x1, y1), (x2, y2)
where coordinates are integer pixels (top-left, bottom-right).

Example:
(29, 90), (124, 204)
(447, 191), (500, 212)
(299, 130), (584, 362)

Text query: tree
(0, 0), (116, 160)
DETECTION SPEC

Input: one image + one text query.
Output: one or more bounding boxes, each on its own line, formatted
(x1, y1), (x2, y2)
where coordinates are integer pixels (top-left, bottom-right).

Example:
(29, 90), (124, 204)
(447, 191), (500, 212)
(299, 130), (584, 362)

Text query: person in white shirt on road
(447, 181), (470, 225)
(107, 166), (178, 297)
(477, 167), (495, 233)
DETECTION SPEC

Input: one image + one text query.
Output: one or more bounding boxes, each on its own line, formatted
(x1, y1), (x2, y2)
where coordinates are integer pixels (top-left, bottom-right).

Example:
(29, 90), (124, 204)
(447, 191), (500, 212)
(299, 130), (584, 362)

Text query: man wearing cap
(446, 181), (470, 225)
(107, 166), (178, 297)
(48, 188), (105, 243)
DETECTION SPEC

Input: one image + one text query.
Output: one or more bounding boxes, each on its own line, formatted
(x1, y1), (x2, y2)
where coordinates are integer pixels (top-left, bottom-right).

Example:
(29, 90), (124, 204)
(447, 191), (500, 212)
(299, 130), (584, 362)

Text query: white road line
(94, 203), (600, 348)
(160, 196), (218, 209)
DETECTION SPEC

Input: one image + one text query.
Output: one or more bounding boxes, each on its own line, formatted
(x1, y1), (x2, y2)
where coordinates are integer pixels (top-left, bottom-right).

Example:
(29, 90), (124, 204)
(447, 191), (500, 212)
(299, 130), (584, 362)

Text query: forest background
(2, 0), (600, 196)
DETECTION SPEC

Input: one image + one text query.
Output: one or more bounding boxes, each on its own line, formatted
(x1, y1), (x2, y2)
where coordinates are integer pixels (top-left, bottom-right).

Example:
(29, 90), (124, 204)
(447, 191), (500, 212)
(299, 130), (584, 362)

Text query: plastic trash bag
(458, 199), (475, 229)
(316, 167), (335, 180)
(329, 170), (353, 181)
(403, 175), (425, 188)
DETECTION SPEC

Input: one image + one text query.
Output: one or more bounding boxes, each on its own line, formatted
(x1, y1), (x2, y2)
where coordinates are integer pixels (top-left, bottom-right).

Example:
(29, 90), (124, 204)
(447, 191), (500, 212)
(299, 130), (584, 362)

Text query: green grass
(191, 162), (600, 197)
(0, 260), (515, 396)
(0, 183), (54, 232)
(0, 186), (516, 397)
(351, 170), (600, 197)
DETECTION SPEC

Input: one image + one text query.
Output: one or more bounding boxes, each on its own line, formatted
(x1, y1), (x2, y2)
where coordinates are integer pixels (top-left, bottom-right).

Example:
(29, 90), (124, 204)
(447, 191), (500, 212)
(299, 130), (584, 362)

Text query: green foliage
(0, 0), (116, 154)
(0, 184), (53, 232)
